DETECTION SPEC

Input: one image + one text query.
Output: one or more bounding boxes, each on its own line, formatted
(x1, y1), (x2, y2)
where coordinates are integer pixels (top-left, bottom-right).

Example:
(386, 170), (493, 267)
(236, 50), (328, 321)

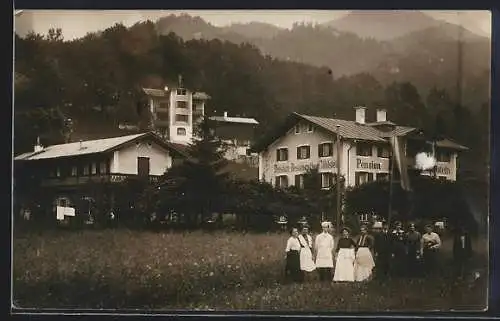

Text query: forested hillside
(14, 20), (489, 182)
(153, 14), (490, 110)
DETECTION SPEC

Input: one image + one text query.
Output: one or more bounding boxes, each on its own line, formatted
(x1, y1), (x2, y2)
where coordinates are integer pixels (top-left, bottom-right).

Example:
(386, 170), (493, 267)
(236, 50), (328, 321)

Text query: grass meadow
(12, 229), (488, 312)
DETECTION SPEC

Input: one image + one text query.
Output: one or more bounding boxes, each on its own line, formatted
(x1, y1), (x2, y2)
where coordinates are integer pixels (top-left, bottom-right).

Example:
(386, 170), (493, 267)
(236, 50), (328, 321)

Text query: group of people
(285, 220), (474, 283)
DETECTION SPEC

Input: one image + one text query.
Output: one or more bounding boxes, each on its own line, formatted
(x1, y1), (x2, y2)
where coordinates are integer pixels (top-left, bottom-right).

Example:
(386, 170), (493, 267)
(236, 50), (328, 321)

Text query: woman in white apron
(315, 221), (335, 281)
(298, 226), (316, 280)
(333, 227), (356, 282)
(354, 224), (376, 282)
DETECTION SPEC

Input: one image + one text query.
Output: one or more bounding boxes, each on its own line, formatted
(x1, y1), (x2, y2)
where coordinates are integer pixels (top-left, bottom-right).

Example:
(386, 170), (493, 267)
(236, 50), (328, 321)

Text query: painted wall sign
(356, 158), (382, 170)
(436, 166), (451, 175)
(274, 159), (336, 174)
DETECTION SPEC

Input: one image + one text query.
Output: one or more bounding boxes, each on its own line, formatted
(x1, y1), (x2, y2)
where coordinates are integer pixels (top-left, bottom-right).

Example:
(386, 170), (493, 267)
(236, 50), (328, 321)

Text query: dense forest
(14, 17), (489, 183)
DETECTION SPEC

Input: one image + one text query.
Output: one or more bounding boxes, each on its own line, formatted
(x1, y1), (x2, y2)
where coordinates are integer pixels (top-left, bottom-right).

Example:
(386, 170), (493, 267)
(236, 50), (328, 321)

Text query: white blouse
(285, 236), (301, 252)
(422, 232), (442, 250)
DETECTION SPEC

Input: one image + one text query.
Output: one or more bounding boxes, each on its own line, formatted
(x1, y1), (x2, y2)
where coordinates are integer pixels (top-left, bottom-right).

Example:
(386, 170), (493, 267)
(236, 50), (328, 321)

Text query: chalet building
(209, 111), (259, 166)
(254, 107), (468, 189)
(14, 132), (187, 223)
(142, 84), (210, 144)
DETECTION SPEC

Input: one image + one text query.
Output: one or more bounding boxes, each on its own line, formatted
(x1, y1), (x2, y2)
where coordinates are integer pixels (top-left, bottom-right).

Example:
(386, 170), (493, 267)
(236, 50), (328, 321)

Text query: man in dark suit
(391, 221), (407, 277)
(374, 222), (392, 279)
(453, 226), (473, 279)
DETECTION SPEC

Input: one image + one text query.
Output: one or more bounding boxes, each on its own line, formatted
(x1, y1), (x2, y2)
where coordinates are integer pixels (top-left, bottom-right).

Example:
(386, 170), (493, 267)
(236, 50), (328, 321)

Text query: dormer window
(295, 124), (300, 134)
(307, 124), (314, 132)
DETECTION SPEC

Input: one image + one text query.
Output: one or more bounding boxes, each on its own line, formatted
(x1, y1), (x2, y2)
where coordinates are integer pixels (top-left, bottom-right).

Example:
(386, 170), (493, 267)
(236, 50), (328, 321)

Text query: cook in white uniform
(314, 221), (335, 281)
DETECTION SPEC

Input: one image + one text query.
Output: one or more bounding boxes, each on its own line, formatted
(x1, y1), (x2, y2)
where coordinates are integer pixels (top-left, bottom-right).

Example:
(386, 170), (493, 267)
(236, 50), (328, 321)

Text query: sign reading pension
(356, 159), (383, 170)
(274, 159), (336, 173)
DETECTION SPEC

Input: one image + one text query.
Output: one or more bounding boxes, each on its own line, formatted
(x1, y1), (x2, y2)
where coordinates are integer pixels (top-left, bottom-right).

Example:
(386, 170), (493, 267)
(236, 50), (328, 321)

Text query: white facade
(110, 140), (173, 176)
(146, 87), (207, 145)
(258, 117), (460, 189)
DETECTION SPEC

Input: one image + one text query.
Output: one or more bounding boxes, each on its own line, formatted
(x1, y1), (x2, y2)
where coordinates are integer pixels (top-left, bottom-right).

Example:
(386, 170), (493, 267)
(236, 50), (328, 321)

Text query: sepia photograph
(12, 9), (490, 312)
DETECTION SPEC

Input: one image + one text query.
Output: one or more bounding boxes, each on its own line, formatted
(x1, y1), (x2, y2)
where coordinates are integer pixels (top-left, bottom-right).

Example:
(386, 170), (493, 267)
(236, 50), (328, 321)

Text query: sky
(14, 10), (491, 40)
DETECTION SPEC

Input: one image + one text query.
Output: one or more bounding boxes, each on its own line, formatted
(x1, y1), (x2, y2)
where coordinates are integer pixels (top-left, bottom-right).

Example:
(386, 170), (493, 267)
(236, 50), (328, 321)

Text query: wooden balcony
(40, 174), (162, 187)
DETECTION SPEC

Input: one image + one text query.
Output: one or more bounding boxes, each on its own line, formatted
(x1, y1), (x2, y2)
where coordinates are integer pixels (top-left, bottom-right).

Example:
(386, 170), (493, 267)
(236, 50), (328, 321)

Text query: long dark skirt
(407, 248), (424, 277)
(285, 250), (302, 282)
(423, 249), (439, 276)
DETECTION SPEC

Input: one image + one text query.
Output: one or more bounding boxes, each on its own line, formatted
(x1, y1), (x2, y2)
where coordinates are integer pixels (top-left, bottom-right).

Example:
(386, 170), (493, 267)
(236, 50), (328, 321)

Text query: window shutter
(276, 149), (280, 161)
(306, 146), (310, 159)
(297, 147), (300, 159)
(295, 175), (300, 187)
(284, 149), (288, 161)
(318, 144), (322, 158)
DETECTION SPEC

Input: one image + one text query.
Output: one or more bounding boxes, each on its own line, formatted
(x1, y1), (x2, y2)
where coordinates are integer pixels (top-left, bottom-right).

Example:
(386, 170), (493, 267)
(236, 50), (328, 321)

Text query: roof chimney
(354, 106), (366, 124)
(178, 74), (183, 88)
(224, 111), (228, 119)
(34, 136), (43, 152)
(376, 108), (387, 122)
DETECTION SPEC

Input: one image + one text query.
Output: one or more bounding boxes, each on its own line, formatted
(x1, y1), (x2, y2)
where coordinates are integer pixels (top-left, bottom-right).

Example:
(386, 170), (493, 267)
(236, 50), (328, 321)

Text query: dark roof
(253, 113), (411, 152)
(434, 138), (469, 151)
(252, 112), (467, 153)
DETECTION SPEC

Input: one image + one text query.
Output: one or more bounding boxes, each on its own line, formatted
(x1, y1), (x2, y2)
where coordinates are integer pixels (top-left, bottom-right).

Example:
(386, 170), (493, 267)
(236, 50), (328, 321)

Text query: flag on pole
(390, 136), (412, 191)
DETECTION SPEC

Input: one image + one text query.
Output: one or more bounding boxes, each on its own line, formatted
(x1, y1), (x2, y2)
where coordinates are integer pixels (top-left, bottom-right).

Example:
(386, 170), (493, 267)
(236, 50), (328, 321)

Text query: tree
(157, 116), (229, 228)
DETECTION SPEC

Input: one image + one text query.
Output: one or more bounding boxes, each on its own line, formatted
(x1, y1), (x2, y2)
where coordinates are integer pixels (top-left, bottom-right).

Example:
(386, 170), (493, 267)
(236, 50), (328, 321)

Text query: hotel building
(255, 107), (468, 189)
(142, 85), (210, 144)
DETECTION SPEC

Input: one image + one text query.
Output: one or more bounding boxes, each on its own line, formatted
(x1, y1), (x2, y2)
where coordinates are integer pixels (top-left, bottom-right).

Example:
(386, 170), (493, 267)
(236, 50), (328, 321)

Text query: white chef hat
(321, 221), (331, 228)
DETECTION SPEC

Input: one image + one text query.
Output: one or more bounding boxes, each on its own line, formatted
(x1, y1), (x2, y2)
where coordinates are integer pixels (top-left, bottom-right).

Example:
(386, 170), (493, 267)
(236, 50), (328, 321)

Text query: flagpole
(335, 124), (342, 236)
(387, 143), (395, 227)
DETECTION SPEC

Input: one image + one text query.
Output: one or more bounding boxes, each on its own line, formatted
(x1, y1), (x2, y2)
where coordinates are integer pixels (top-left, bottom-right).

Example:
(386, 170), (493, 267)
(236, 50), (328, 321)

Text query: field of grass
(12, 229), (488, 312)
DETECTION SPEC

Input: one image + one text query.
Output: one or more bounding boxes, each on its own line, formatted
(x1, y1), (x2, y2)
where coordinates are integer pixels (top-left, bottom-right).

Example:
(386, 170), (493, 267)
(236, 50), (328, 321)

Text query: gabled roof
(299, 114), (388, 142)
(209, 115), (259, 125)
(14, 132), (188, 161)
(434, 138), (469, 151)
(252, 112), (428, 152)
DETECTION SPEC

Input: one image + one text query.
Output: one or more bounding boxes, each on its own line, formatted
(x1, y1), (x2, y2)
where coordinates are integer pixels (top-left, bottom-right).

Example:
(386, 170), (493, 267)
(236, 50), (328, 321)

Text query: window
(83, 164), (90, 176)
(307, 123), (314, 132)
(355, 172), (374, 186)
(137, 157), (150, 177)
(321, 172), (334, 189)
(91, 162), (97, 175)
(377, 146), (390, 158)
(295, 124), (300, 134)
(175, 114), (189, 123)
(318, 142), (333, 158)
(357, 143), (372, 157)
(297, 146), (311, 160)
(100, 161), (108, 174)
(295, 174), (305, 189)
(177, 88), (187, 95)
(276, 148), (288, 161)
(177, 128), (187, 136)
(176, 101), (188, 109)
(275, 175), (289, 188)
(437, 151), (451, 162)
(377, 173), (389, 181)
(56, 167), (61, 177)
(71, 166), (77, 176)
